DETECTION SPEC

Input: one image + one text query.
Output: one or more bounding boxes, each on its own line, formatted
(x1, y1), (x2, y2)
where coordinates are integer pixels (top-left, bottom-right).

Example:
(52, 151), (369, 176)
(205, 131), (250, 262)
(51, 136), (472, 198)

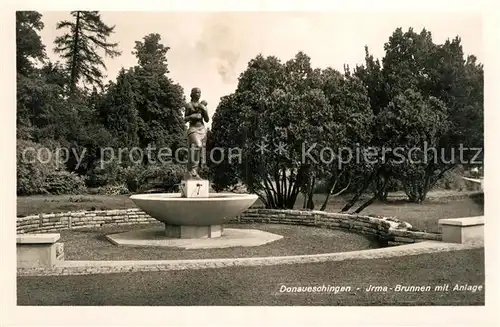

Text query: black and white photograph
(2, 1), (499, 326)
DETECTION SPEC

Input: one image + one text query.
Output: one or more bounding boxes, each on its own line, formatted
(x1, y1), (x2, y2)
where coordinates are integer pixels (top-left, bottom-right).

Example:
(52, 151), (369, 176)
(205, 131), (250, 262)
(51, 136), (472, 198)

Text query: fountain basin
(129, 193), (259, 227)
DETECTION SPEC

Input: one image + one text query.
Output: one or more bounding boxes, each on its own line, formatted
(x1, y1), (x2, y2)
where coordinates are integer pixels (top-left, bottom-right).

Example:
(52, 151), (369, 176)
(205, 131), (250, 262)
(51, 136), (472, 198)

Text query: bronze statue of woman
(183, 87), (209, 179)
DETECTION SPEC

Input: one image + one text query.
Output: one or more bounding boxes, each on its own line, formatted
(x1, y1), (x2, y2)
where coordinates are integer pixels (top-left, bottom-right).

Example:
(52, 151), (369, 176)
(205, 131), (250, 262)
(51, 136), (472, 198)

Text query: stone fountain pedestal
(165, 179), (222, 239)
(164, 224), (222, 239)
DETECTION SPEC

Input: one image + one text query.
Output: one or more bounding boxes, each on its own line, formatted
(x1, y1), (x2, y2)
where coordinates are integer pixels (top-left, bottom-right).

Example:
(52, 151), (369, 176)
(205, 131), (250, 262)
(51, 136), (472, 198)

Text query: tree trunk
(293, 165), (311, 209)
(288, 180), (302, 209)
(353, 195), (377, 214)
(282, 167), (288, 203)
(320, 174), (350, 211)
(341, 168), (379, 212)
(382, 188), (389, 201)
(306, 175), (316, 209)
(256, 193), (269, 208)
(286, 167), (304, 209)
(320, 177), (337, 211)
(353, 172), (388, 214)
(273, 167), (283, 208)
(261, 179), (276, 208)
(264, 175), (279, 208)
(425, 164), (455, 199)
(70, 11), (81, 94)
(376, 175), (389, 201)
(286, 168), (294, 207)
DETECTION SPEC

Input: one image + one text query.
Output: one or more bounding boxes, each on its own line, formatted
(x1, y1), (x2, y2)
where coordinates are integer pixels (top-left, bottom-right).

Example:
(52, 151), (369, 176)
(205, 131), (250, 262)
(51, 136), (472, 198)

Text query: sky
(39, 11), (483, 126)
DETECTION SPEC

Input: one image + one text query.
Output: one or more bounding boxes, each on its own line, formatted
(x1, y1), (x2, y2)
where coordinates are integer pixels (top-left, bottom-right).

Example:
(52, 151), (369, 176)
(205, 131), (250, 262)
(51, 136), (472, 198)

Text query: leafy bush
(94, 184), (130, 195)
(434, 166), (482, 191)
(17, 139), (88, 195)
(124, 163), (184, 193)
(17, 139), (60, 195)
(386, 178), (403, 193)
(85, 160), (126, 188)
(45, 171), (86, 195)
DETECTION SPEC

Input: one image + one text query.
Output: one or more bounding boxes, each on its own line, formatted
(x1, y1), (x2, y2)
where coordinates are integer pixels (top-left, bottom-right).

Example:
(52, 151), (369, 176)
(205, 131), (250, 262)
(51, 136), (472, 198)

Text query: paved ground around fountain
(17, 248), (484, 305)
(57, 223), (382, 260)
(106, 227), (284, 249)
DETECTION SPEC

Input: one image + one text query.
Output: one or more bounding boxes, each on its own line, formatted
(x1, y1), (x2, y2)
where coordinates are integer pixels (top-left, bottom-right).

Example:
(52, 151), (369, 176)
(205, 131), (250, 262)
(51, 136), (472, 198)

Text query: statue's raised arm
(199, 100), (209, 123)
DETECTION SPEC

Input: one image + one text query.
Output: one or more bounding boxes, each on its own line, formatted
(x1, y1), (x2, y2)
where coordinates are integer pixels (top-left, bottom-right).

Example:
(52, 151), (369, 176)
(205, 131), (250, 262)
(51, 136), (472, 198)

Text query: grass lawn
(58, 223), (381, 261)
(17, 191), (483, 233)
(17, 248), (484, 306)
(17, 194), (133, 217)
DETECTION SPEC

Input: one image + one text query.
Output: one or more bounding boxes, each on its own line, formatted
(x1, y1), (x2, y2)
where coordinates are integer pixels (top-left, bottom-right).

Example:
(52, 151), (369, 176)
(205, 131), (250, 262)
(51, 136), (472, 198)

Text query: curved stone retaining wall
(227, 209), (441, 245)
(16, 208), (441, 245)
(17, 209), (156, 234)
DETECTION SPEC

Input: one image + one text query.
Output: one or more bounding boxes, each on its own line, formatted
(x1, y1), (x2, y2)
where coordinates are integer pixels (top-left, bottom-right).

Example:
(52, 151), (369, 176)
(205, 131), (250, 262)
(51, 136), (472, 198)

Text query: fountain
(106, 87), (281, 248)
(129, 189), (258, 239)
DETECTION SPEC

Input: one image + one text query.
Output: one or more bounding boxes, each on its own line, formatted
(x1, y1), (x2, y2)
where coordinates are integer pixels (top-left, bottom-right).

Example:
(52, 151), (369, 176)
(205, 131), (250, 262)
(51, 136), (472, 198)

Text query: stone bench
(438, 216), (484, 244)
(17, 233), (63, 268)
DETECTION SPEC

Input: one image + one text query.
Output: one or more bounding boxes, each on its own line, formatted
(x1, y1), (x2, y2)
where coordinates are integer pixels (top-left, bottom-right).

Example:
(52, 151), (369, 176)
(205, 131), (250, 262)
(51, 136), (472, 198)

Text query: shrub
(17, 139), (60, 195)
(17, 139), (88, 195)
(94, 184), (130, 195)
(85, 160), (126, 188)
(124, 164), (143, 192)
(125, 163), (185, 193)
(45, 171), (87, 195)
(386, 178), (403, 193)
(434, 166), (481, 191)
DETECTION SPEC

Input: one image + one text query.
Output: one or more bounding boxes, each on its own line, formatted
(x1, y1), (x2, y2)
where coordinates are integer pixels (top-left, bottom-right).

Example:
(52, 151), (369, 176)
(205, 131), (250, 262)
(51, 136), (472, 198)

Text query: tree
(374, 89), (449, 203)
(459, 55), (483, 152)
(16, 11), (46, 76)
(381, 28), (436, 99)
(354, 46), (388, 116)
(210, 52), (373, 209)
(130, 33), (186, 157)
(351, 27), (484, 206)
(16, 11), (47, 139)
(54, 11), (121, 93)
(348, 47), (391, 206)
(98, 68), (139, 148)
(384, 29), (483, 200)
(40, 61), (68, 88)
(207, 93), (243, 191)
(16, 66), (70, 142)
(433, 40), (484, 157)
(132, 33), (170, 75)
(315, 69), (374, 211)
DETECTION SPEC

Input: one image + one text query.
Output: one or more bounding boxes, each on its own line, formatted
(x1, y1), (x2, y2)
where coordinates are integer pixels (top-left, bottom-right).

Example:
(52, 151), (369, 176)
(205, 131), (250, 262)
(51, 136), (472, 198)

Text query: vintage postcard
(2, 1), (498, 326)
